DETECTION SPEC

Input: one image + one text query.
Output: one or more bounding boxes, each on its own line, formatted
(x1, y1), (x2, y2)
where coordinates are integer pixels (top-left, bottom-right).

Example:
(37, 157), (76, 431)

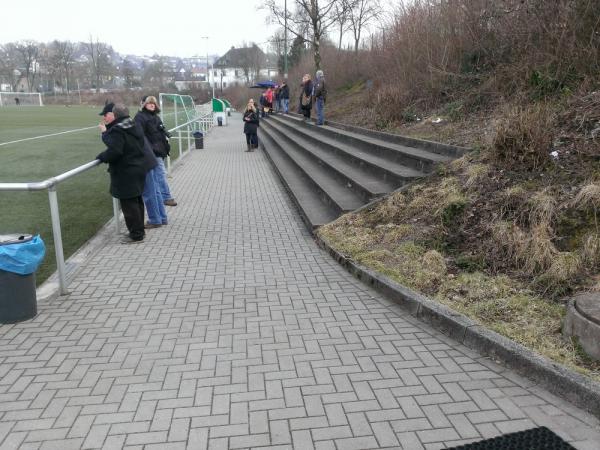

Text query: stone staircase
(259, 114), (468, 231)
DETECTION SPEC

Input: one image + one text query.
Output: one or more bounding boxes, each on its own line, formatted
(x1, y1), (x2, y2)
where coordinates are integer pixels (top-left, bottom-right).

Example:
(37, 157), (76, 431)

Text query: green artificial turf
(0, 106), (115, 285)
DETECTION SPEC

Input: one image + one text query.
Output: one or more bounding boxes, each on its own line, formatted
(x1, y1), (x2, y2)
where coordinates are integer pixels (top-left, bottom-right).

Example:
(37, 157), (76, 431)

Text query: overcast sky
(0, 0), (278, 57)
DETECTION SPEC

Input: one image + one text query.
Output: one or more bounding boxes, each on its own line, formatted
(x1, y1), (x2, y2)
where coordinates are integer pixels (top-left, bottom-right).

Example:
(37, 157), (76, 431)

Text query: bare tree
(269, 29), (286, 74)
(143, 56), (170, 87)
(120, 59), (136, 88)
(53, 41), (76, 93)
(263, 0), (346, 70)
(248, 44), (266, 82)
(86, 37), (113, 91)
(0, 44), (21, 91)
(234, 43), (265, 84)
(14, 40), (40, 92)
(332, 0), (353, 50)
(347, 0), (381, 52)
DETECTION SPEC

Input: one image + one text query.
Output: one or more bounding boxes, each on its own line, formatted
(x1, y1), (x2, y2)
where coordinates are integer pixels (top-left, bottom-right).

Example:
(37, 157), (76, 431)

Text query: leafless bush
(360, 0), (600, 111)
(491, 104), (554, 171)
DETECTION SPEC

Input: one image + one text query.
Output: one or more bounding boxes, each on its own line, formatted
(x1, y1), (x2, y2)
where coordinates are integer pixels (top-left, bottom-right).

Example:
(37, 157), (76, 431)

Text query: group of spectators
(243, 69), (327, 151)
(96, 97), (177, 244)
(258, 81), (290, 117)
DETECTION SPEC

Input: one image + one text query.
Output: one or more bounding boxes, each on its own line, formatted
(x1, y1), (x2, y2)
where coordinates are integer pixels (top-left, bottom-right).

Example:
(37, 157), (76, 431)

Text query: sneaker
(120, 236), (143, 244)
(145, 222), (162, 229)
(164, 199), (177, 206)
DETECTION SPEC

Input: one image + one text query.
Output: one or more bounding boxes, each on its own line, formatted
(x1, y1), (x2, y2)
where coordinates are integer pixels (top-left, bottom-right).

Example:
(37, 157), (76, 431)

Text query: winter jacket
(280, 84), (289, 99)
(314, 77), (327, 101)
(300, 80), (314, 110)
(243, 109), (259, 134)
(97, 116), (147, 199)
(134, 108), (171, 158)
(265, 89), (273, 104)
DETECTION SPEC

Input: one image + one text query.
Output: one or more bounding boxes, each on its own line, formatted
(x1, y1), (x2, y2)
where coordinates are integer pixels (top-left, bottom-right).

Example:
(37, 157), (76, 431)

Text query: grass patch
(318, 153), (600, 380)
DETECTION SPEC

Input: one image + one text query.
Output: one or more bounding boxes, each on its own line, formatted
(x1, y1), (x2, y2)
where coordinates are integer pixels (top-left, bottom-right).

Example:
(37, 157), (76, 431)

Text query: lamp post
(284, 0), (288, 78)
(211, 63), (215, 98)
(200, 36), (211, 98)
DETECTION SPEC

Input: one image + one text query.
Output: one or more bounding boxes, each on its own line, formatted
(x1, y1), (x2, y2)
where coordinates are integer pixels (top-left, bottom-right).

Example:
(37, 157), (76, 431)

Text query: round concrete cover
(575, 293), (600, 326)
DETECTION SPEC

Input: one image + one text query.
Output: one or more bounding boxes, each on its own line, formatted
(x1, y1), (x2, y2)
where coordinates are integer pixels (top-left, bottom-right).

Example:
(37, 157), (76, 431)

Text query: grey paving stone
(0, 118), (598, 450)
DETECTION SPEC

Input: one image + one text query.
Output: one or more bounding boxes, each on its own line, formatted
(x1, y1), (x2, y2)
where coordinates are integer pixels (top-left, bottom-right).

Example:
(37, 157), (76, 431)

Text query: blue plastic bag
(0, 235), (46, 275)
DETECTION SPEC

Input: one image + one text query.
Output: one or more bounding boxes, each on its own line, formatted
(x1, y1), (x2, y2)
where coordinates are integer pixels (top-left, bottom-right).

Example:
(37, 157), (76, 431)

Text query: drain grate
(447, 426), (575, 449)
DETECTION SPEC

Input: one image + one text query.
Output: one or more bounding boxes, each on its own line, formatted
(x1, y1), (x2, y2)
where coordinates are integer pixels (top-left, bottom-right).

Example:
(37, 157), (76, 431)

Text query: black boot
(246, 143), (251, 152)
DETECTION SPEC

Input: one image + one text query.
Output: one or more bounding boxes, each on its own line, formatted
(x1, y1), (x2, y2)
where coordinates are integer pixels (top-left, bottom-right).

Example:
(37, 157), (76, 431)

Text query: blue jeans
(143, 168), (168, 225)
(281, 99), (289, 113)
(155, 157), (173, 201)
(315, 97), (325, 125)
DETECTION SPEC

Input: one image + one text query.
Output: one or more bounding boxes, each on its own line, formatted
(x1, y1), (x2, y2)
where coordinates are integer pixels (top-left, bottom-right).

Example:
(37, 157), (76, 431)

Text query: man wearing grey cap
(97, 103), (148, 244)
(314, 69), (327, 126)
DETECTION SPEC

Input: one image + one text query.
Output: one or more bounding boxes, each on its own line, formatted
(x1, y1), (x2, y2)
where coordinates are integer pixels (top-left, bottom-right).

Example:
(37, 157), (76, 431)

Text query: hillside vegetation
(302, 0), (600, 379)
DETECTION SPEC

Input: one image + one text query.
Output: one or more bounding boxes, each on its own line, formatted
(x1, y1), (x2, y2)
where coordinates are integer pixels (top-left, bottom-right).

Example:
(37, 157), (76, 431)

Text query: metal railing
(165, 106), (213, 174)
(0, 109), (214, 296)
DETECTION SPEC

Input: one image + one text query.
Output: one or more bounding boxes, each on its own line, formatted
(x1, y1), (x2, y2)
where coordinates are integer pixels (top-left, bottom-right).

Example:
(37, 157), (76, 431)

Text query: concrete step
(267, 115), (425, 185)
(258, 129), (345, 229)
(262, 119), (399, 203)
(284, 111), (467, 158)
(259, 122), (364, 216)
(274, 114), (453, 172)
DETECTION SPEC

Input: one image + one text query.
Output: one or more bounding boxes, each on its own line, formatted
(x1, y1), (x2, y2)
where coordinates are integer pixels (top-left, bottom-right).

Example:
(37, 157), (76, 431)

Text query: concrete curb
(315, 233), (600, 418)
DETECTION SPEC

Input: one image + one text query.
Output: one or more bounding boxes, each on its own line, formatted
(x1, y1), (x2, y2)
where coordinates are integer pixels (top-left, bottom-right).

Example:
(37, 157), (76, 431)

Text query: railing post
(112, 197), (120, 233)
(187, 125), (191, 154)
(48, 186), (68, 295)
(178, 129), (182, 161)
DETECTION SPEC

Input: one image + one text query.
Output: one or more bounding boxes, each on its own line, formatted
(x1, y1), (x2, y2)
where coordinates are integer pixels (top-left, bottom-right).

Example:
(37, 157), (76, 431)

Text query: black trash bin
(193, 131), (204, 149)
(217, 116), (223, 126)
(0, 234), (40, 323)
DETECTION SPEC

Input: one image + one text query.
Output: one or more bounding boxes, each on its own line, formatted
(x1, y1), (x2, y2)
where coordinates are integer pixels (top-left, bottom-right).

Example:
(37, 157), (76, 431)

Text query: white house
(212, 45), (279, 89)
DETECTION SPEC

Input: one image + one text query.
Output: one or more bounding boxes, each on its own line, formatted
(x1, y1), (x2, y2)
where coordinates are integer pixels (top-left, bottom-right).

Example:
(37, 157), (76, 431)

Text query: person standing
(243, 99), (259, 152)
(135, 96), (178, 207)
(259, 92), (268, 117)
(97, 103), (147, 244)
(274, 85), (281, 113)
(279, 80), (289, 114)
(314, 70), (327, 125)
(139, 136), (168, 228)
(265, 87), (274, 114)
(300, 74), (313, 121)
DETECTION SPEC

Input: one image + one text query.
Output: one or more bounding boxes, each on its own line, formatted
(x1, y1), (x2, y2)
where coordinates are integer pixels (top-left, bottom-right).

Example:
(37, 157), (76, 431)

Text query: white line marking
(0, 126), (98, 147)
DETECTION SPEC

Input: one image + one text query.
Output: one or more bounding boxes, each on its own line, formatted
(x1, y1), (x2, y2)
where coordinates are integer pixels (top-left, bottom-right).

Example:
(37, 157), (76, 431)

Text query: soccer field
(0, 106), (120, 285)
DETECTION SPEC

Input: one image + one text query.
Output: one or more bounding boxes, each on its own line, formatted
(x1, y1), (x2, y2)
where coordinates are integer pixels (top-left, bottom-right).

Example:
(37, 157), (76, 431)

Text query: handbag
(301, 92), (311, 107)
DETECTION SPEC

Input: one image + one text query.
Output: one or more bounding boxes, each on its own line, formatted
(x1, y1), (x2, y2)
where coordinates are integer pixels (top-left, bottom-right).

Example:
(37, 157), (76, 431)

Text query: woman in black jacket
(134, 96), (177, 207)
(243, 99), (260, 152)
(300, 74), (313, 121)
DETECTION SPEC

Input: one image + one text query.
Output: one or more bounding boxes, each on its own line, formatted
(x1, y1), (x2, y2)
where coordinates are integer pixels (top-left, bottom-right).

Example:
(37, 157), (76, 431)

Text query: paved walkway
(1, 115), (599, 449)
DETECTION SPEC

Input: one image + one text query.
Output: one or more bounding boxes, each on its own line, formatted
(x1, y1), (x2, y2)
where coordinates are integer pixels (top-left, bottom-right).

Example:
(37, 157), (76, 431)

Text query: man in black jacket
(97, 103), (147, 244)
(279, 80), (289, 114)
(314, 70), (326, 125)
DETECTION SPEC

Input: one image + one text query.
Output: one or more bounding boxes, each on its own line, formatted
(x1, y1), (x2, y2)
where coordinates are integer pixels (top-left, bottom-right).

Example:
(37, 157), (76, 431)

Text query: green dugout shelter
(212, 98), (227, 126)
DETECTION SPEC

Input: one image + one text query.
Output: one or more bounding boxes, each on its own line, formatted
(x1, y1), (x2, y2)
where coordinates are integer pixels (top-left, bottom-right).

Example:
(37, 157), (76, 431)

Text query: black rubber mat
(447, 426), (575, 449)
